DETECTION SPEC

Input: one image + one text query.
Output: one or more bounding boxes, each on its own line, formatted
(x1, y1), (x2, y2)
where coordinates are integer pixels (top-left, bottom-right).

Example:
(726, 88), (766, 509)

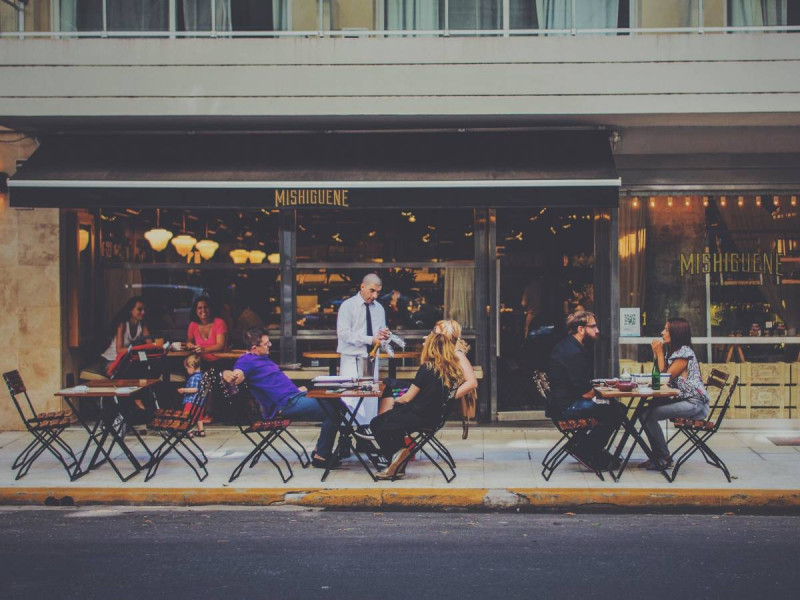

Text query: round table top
(302, 351), (419, 359)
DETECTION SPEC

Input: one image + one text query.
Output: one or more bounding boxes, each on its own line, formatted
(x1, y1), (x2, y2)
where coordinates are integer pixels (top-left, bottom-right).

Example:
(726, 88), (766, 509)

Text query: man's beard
(583, 334), (597, 348)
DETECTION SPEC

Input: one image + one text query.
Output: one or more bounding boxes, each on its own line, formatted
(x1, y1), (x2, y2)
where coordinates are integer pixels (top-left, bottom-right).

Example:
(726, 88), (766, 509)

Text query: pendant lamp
(230, 249), (249, 264)
(144, 208), (173, 252)
(248, 250), (266, 264)
(171, 212), (197, 257)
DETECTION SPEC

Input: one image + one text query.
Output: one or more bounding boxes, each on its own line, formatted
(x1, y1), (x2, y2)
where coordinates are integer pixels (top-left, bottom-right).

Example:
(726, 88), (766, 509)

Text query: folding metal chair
(387, 395), (458, 483)
(668, 375), (739, 482)
(143, 369), (214, 482)
(535, 372), (606, 482)
(228, 385), (311, 483)
(667, 367), (729, 447)
(4, 370), (80, 480)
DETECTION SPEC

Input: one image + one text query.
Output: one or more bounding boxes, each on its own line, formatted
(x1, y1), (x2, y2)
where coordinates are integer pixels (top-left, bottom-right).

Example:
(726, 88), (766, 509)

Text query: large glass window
(619, 194), (800, 364)
(97, 208), (280, 344)
(1, 0), (51, 32)
(385, 0), (442, 30)
(496, 207), (595, 411)
(295, 208), (475, 336)
(449, 0), (501, 30)
(297, 209), (474, 262)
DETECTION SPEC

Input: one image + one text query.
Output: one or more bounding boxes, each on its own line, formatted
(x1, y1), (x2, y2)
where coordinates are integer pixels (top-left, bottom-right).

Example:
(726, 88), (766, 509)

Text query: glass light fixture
(171, 212), (197, 257)
(195, 239), (219, 260)
(267, 252), (280, 264)
(248, 250), (266, 264)
(78, 229), (90, 252)
(171, 234), (197, 257)
(230, 249), (249, 264)
(144, 208), (173, 251)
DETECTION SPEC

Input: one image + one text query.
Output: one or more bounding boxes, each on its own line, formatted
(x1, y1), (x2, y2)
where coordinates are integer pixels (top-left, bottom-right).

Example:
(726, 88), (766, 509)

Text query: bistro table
(594, 384), (680, 483)
(306, 383), (385, 482)
(302, 351), (419, 378)
(56, 379), (160, 482)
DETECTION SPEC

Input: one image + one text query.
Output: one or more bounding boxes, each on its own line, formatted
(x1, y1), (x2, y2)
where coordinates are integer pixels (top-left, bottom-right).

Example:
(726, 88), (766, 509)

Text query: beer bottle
(651, 359), (661, 391)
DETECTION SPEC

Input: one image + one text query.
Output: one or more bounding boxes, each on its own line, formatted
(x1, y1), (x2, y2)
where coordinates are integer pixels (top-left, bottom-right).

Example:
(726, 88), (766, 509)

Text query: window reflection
(296, 267), (457, 331)
(297, 209), (474, 262)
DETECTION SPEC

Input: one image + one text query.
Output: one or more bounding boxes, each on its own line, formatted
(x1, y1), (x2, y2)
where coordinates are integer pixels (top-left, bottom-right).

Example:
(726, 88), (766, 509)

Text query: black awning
(618, 153), (800, 194)
(9, 130), (620, 209)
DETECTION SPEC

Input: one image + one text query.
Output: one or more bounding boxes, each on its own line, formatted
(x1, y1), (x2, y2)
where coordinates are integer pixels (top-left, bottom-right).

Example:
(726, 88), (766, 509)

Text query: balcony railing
(1, 1), (799, 39)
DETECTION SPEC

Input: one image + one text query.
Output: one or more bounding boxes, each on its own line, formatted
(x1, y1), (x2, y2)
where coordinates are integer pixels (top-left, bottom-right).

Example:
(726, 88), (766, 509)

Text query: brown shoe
(375, 448), (410, 480)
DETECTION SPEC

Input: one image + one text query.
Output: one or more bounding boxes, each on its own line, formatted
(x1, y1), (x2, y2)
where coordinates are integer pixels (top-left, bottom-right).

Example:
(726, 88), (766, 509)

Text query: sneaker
(352, 427), (375, 441)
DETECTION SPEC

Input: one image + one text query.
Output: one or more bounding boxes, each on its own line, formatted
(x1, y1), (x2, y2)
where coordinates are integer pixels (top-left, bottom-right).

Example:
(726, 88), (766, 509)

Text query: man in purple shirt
(222, 328), (341, 468)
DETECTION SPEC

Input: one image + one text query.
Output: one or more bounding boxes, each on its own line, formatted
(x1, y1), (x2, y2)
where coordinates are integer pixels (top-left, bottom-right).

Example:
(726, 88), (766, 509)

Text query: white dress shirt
(336, 293), (386, 357)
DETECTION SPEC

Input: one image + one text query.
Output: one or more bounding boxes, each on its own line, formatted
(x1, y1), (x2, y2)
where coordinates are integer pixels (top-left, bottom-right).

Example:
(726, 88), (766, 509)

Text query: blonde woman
(434, 320), (478, 438)
(370, 331), (477, 480)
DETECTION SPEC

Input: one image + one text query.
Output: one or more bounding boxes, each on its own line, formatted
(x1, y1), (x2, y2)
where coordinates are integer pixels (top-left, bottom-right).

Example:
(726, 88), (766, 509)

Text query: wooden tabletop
(56, 378), (161, 397)
(167, 350), (246, 359)
(302, 352), (419, 360)
(594, 386), (680, 399)
(306, 383), (384, 398)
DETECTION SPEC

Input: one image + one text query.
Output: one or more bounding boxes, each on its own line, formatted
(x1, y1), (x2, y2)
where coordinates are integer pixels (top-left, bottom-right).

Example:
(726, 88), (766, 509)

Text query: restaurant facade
(1, 3), (800, 429)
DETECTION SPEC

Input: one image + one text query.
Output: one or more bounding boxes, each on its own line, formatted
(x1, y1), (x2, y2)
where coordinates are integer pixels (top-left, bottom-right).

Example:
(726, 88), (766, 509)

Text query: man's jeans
(276, 393), (343, 459)
(641, 399), (708, 460)
(561, 398), (627, 457)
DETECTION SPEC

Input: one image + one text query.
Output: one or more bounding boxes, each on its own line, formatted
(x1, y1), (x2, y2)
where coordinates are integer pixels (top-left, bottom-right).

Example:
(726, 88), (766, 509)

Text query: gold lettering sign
(679, 252), (785, 280)
(274, 189), (350, 208)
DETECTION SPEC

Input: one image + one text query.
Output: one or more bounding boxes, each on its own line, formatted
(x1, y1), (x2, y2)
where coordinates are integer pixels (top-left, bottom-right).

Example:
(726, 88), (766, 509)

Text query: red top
(187, 318), (228, 349)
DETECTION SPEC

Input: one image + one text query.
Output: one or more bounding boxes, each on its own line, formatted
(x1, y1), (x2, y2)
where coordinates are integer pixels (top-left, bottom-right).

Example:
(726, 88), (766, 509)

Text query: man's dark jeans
(561, 399), (627, 458)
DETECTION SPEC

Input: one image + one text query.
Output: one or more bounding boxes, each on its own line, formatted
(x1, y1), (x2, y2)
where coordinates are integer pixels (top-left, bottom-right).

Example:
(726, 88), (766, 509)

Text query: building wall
(0, 34), (798, 123)
(0, 134), (61, 431)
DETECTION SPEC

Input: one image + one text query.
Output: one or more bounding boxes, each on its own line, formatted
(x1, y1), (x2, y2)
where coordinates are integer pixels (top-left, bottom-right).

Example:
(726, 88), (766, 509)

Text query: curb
(2, 487), (800, 511)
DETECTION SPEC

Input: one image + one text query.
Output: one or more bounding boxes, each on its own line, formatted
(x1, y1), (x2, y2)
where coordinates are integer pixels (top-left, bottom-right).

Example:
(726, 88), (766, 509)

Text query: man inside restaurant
(222, 328), (342, 469)
(547, 310), (625, 470)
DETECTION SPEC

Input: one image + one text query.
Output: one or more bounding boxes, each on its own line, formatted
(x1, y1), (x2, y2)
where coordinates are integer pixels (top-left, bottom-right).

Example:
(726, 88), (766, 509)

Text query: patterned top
(182, 372), (204, 406)
(667, 346), (710, 406)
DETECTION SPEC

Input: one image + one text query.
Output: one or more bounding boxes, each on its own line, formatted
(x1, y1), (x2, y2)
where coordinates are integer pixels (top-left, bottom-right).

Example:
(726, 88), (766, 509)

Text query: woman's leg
(641, 400), (707, 460)
(371, 409), (422, 461)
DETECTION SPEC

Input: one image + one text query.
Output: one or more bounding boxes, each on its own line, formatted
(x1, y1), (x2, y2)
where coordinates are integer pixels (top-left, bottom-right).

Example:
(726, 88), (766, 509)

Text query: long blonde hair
(434, 319), (470, 354)
(420, 331), (463, 390)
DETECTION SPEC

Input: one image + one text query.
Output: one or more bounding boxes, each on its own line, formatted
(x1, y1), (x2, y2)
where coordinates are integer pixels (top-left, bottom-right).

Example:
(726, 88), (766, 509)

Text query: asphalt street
(1, 507), (798, 600)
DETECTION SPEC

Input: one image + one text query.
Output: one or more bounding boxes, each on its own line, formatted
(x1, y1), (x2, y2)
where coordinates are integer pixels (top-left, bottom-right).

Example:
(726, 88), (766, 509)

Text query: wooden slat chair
(535, 372), (606, 482)
(4, 370), (80, 480)
(143, 369), (214, 482)
(668, 376), (739, 482)
(228, 385), (310, 484)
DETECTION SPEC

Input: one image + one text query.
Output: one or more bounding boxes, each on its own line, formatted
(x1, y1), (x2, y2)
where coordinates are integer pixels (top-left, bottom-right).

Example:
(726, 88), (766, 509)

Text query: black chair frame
(535, 372), (607, 482)
(228, 384), (310, 484)
(143, 369), (215, 482)
(388, 396), (458, 483)
(667, 376), (739, 482)
(4, 370), (80, 481)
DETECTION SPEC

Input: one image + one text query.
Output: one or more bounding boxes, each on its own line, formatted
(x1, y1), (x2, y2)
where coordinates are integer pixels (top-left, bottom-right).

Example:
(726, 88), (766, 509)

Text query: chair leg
(279, 429), (311, 468)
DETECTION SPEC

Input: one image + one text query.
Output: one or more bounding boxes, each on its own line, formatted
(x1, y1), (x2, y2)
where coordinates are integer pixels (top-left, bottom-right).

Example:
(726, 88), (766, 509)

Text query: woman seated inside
(100, 296), (151, 410)
(101, 296), (150, 373)
(186, 295), (228, 354)
(640, 317), (711, 470)
(370, 329), (477, 480)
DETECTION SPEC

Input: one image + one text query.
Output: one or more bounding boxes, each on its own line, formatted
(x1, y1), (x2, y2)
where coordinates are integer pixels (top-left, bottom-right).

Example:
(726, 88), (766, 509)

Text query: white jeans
(339, 355), (377, 425)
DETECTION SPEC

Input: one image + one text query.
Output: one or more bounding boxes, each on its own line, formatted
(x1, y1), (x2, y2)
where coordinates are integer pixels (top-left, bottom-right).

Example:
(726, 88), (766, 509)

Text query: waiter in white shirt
(337, 273), (390, 425)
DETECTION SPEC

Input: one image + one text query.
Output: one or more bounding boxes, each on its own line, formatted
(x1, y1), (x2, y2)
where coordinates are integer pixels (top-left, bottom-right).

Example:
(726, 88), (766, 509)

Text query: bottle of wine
(651, 359), (661, 391)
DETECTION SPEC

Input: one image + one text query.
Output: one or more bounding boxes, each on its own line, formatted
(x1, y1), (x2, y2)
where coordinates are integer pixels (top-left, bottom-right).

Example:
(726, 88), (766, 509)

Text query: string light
(720, 196), (727, 207)
(737, 196), (744, 207)
(667, 196), (673, 207)
(756, 195), (762, 206)
(791, 196), (797, 206)
(702, 196), (709, 207)
(684, 196), (690, 207)
(649, 198), (656, 208)
(632, 197), (639, 208)
(773, 195), (780, 207)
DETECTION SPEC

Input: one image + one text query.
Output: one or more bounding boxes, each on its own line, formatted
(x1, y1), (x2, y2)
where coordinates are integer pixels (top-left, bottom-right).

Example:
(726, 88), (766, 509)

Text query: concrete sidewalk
(1, 421), (799, 511)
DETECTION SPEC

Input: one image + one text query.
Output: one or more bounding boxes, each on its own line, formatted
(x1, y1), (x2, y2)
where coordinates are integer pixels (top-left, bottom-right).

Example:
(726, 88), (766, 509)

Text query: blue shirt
(234, 353), (300, 416)
(182, 372), (204, 406)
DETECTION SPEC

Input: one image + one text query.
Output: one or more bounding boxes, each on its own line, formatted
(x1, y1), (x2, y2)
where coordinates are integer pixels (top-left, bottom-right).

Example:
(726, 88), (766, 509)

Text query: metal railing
(1, 0), (799, 39)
